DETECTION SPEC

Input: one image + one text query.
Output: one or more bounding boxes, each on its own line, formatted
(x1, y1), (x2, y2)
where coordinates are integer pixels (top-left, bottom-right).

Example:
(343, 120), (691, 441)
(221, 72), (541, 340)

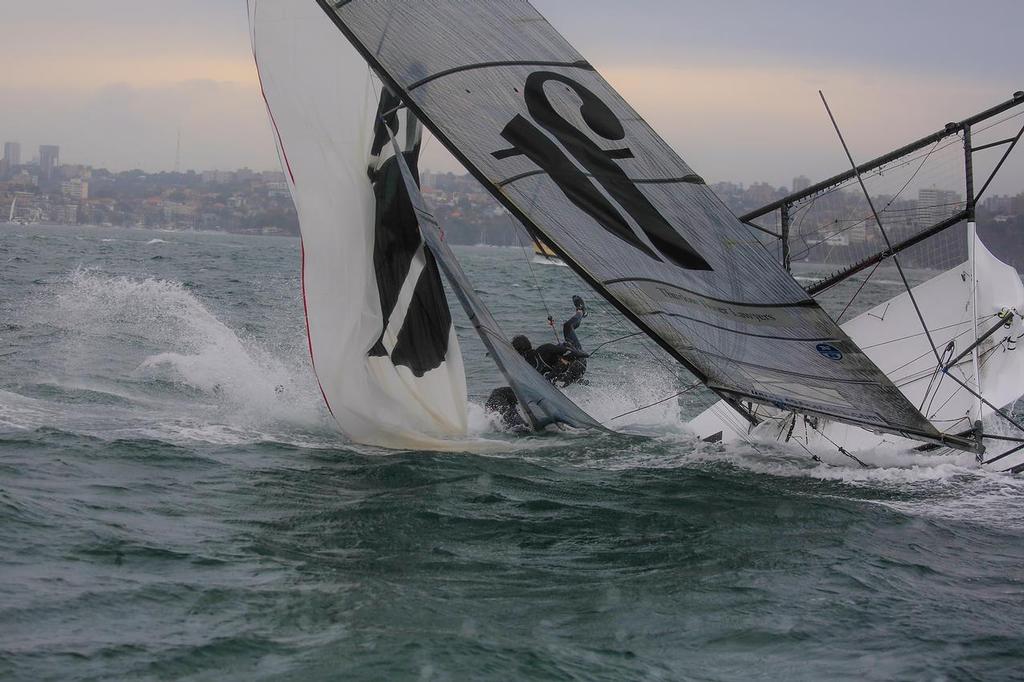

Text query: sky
(3, 0), (1022, 194)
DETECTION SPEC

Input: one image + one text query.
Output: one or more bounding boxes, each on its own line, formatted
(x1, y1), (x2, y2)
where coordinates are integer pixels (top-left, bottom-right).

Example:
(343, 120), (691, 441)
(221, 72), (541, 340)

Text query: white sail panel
(249, 0), (468, 449)
(315, 0), (975, 448)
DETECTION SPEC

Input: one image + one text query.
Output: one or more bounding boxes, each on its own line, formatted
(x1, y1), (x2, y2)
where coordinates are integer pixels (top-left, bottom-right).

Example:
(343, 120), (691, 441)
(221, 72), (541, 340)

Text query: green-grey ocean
(2, 224), (1024, 680)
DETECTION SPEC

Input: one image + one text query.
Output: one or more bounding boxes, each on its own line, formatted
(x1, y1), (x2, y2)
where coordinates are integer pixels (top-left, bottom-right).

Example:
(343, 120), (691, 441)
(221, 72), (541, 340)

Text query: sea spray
(28, 268), (332, 440)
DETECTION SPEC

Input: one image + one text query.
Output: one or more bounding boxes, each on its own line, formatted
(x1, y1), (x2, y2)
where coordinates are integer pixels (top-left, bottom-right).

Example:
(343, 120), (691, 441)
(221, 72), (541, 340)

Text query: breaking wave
(13, 269), (334, 445)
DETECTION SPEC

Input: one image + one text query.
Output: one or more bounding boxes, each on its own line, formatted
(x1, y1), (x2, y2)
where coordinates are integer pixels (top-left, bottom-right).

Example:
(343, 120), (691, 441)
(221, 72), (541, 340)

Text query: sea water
(2, 224), (1023, 680)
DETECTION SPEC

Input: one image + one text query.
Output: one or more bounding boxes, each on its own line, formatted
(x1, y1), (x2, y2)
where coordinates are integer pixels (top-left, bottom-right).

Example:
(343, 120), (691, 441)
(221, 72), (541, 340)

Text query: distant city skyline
(3, 1), (1023, 193)
(4, 138), (1024, 204)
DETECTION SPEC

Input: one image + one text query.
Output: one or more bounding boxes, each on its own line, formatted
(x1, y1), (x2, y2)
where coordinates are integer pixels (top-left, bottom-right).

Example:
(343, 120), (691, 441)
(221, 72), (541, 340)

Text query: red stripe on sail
(300, 239), (335, 417)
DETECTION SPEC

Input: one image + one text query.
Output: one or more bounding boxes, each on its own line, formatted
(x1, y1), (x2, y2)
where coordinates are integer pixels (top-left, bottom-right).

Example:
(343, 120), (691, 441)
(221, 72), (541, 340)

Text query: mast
(964, 124), (984, 435)
(968, 219), (983, 425)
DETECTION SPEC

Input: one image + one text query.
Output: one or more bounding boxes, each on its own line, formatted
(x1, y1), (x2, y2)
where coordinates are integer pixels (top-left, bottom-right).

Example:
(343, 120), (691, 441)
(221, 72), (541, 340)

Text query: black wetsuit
(523, 342), (588, 387)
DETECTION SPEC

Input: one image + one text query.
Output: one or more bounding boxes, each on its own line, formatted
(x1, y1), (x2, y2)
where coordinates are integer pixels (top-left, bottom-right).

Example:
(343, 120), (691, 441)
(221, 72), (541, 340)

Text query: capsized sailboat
(690, 92), (1024, 471)
(251, 0), (1024, 467)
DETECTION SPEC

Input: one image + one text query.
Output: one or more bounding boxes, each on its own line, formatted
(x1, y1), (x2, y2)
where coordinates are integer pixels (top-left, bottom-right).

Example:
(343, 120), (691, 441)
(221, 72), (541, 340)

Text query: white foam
(0, 389), (57, 431)
(24, 269), (332, 442)
(567, 364), (687, 434)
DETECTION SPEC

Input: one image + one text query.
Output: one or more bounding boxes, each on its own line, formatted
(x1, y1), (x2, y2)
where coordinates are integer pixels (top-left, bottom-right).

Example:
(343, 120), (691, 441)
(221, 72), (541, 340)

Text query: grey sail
(386, 126), (606, 432)
(316, 0), (975, 450)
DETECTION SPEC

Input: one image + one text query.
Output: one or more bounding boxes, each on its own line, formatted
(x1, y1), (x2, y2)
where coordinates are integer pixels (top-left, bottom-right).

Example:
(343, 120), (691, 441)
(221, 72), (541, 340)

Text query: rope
(586, 332), (644, 356)
(604, 382), (702, 423)
(511, 220), (559, 343)
(803, 416), (869, 467)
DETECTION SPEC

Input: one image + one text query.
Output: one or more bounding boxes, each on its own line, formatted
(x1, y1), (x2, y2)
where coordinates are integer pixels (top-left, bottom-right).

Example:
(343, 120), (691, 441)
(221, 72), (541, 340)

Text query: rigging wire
(511, 220), (560, 342)
(803, 417), (869, 467)
(834, 259), (882, 324)
(777, 107), (1020, 237)
(511, 178), (564, 343)
(604, 382), (702, 423)
(859, 317), (983, 351)
(819, 91), (944, 368)
(927, 344), (1002, 421)
(789, 140), (954, 265)
(759, 108), (1021, 270)
(586, 331), (644, 355)
(815, 92), (1013, 453)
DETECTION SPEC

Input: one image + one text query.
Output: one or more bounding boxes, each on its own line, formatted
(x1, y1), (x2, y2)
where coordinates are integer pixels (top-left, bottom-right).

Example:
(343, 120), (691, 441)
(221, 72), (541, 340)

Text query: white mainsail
(249, 0), (468, 449)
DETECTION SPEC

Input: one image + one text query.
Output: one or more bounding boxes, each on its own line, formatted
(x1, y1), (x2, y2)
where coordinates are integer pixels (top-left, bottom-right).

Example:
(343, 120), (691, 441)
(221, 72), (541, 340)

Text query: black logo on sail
(493, 71), (711, 271)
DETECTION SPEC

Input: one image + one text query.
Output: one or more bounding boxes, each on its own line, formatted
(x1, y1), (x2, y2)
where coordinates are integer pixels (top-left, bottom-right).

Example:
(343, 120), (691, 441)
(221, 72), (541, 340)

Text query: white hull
(532, 255), (567, 267)
(689, 237), (1024, 472)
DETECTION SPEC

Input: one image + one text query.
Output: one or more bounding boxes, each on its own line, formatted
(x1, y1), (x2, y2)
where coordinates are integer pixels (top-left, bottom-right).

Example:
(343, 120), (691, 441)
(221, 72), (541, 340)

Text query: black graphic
(367, 90), (451, 377)
(493, 71), (711, 270)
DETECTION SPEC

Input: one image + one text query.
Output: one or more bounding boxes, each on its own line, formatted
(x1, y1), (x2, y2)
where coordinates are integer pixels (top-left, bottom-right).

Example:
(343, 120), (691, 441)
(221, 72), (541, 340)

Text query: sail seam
(407, 59), (594, 91)
(496, 170), (704, 188)
(603, 277), (815, 308)
(703, 352), (892, 386)
(646, 310), (840, 342)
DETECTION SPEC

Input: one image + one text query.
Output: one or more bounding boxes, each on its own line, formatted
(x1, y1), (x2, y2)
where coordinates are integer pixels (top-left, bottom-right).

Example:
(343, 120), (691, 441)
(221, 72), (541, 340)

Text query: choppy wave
(3, 227), (1024, 681)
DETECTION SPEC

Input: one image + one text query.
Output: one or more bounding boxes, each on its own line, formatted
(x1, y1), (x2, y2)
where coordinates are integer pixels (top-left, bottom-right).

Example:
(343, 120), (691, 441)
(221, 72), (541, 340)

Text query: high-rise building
(3, 142), (21, 167)
(39, 145), (60, 184)
(792, 175), (811, 193)
(61, 178), (89, 202)
(1, 142), (20, 177)
(918, 187), (962, 226)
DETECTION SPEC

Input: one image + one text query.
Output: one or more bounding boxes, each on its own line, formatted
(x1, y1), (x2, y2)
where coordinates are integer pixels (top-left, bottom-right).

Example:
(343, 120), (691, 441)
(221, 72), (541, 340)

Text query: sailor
(485, 297), (590, 430)
(512, 295), (589, 387)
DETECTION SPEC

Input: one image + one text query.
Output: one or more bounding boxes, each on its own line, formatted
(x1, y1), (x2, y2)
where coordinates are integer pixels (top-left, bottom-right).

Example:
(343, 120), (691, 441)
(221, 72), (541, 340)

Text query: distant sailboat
(250, 0), (1024, 470)
(532, 239), (565, 265)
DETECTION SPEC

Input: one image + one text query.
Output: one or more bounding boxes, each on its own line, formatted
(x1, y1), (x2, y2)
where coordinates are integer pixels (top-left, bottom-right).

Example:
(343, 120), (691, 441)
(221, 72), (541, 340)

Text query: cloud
(4, 81), (276, 172)
(2, 0), (1020, 194)
(600, 63), (1023, 194)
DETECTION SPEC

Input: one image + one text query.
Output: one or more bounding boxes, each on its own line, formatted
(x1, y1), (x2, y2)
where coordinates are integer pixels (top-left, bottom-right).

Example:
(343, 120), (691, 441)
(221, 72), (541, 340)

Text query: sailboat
(249, 1), (1024, 469)
(532, 239), (564, 265)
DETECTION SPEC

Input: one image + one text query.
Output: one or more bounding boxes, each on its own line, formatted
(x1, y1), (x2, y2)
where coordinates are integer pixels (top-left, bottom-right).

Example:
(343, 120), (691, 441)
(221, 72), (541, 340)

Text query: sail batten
(314, 0), (973, 447)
